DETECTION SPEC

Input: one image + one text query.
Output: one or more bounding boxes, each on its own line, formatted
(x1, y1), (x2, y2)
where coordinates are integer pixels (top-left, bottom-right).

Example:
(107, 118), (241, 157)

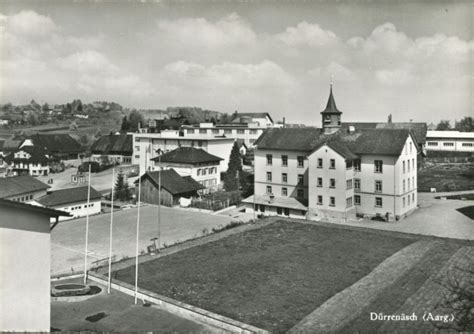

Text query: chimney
(283, 117), (286, 127)
(388, 114), (392, 123)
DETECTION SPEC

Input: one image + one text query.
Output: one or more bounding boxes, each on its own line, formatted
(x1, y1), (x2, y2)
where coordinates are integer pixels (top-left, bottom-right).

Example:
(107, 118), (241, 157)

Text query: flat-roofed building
(425, 130), (474, 152)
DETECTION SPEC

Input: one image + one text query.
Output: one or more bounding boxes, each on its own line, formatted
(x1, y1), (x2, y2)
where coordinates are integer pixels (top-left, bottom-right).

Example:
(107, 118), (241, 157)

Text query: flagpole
(134, 170), (142, 304)
(157, 153), (161, 251)
(107, 167), (115, 293)
(83, 163), (92, 285)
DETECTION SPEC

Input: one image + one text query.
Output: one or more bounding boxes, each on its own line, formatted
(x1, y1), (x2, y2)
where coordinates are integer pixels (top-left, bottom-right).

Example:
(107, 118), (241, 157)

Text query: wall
(4, 189), (48, 203)
(140, 177), (174, 206)
(0, 207), (50, 332)
(49, 199), (101, 221)
(254, 149), (309, 201)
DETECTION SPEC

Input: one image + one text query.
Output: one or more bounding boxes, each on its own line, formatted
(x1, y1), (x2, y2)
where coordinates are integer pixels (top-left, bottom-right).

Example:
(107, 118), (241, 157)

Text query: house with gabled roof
(136, 169), (204, 206)
(0, 175), (50, 202)
(21, 133), (84, 160)
(244, 86), (419, 222)
(34, 185), (102, 221)
(90, 134), (133, 164)
(3, 145), (57, 176)
(151, 147), (223, 193)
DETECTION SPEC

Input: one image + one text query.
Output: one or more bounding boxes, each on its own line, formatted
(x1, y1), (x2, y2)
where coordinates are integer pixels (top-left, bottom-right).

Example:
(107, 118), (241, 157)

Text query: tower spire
(320, 84), (342, 134)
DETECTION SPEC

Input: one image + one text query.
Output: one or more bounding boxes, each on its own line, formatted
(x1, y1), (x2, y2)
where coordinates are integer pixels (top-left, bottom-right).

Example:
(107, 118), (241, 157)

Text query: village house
(151, 147), (223, 193)
(20, 133), (84, 160)
(132, 131), (234, 174)
(0, 199), (69, 332)
(136, 169), (204, 206)
(90, 134), (133, 164)
(3, 146), (57, 176)
(0, 175), (50, 202)
(244, 86), (419, 222)
(34, 186), (102, 221)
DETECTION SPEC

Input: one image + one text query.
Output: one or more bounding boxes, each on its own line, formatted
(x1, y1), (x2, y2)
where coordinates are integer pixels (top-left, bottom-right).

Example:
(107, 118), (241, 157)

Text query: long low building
(425, 130), (474, 152)
(0, 175), (50, 202)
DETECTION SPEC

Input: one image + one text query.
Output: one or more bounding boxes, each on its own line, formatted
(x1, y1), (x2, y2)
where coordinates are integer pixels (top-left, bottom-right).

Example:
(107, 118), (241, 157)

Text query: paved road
(341, 193), (474, 240)
(51, 205), (232, 275)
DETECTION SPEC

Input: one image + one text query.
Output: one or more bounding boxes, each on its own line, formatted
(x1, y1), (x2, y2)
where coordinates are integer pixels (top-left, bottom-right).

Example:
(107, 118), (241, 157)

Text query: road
(51, 205), (232, 275)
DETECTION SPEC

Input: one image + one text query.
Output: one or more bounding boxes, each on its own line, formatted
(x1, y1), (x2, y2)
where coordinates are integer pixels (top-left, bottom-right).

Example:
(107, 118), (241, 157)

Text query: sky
(0, 0), (472, 126)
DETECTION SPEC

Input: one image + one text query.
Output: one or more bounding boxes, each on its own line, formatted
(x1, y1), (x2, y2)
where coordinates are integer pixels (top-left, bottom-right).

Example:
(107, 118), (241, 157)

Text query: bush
(78, 161), (101, 173)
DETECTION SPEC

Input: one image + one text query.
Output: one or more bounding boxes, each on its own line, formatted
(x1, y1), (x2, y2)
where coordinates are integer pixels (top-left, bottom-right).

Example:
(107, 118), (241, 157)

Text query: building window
(224, 129), (232, 134)
(250, 129), (258, 134)
(266, 186), (272, 194)
(267, 172), (272, 181)
(297, 156), (304, 168)
(317, 158), (323, 168)
(427, 141), (438, 146)
(330, 178), (335, 188)
(284, 208), (290, 216)
(443, 142), (454, 147)
(199, 129), (207, 134)
(462, 143), (473, 147)
(281, 155), (288, 167)
(260, 205), (265, 212)
(375, 180), (382, 193)
(282, 173), (288, 183)
(266, 154), (272, 165)
(346, 197), (353, 207)
(329, 196), (335, 207)
(188, 129), (195, 134)
(354, 178), (360, 191)
(297, 189), (304, 198)
(282, 187), (287, 196)
(330, 159), (335, 169)
(403, 197), (406, 208)
(212, 129), (220, 134)
(354, 195), (360, 205)
(375, 197), (382, 207)
(346, 179), (352, 190)
(317, 195), (323, 205)
(298, 174), (304, 184)
(374, 160), (383, 173)
(354, 160), (361, 172)
(412, 176), (415, 189)
(407, 179), (410, 191)
(317, 177), (323, 187)
(203, 168), (207, 175)
(409, 142), (412, 153)
(197, 169), (201, 176)
(408, 195), (411, 205)
(346, 160), (352, 169)
(277, 207), (282, 215)
(412, 193), (415, 203)
(407, 160), (410, 172)
(412, 158), (415, 169)
(403, 161), (406, 173)
(403, 180), (406, 192)
(237, 129), (245, 134)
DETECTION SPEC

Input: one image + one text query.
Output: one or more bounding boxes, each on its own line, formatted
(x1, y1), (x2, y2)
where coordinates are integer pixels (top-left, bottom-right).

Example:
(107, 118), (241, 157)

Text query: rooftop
(0, 198), (70, 218)
(0, 176), (50, 198)
(320, 85), (342, 115)
(242, 194), (307, 211)
(138, 169), (205, 195)
(427, 130), (474, 139)
(27, 134), (83, 154)
(151, 147), (223, 164)
(36, 186), (102, 207)
(91, 134), (133, 155)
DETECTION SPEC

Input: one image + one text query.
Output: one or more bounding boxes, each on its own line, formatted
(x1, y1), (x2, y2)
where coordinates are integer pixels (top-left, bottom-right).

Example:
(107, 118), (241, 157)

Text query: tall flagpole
(134, 169), (142, 304)
(107, 167), (115, 293)
(157, 153), (161, 251)
(83, 163), (92, 284)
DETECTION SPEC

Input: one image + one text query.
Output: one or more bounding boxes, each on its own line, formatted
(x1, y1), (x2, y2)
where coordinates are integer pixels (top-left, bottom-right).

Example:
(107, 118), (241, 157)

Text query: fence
(190, 190), (241, 211)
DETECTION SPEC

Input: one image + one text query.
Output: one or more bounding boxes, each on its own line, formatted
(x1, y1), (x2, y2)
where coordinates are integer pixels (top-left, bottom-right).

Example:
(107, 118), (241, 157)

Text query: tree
(69, 120), (78, 131)
(114, 172), (131, 201)
(127, 110), (145, 132)
(455, 117), (473, 132)
(42, 102), (50, 113)
(436, 120), (451, 131)
(120, 116), (129, 132)
(223, 142), (245, 192)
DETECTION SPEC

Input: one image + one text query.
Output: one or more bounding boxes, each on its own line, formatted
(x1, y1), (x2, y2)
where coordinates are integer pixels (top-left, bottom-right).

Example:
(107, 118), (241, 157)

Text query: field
(418, 163), (474, 192)
(114, 220), (416, 332)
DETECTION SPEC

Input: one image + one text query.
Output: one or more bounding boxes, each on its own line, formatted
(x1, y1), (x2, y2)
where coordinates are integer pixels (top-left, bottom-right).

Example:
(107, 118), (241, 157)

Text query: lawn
(418, 163), (474, 192)
(114, 220), (415, 332)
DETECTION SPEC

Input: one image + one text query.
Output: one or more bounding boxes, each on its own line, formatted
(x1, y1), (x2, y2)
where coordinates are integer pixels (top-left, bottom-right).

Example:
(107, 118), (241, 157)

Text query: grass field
(114, 220), (414, 332)
(418, 163), (474, 192)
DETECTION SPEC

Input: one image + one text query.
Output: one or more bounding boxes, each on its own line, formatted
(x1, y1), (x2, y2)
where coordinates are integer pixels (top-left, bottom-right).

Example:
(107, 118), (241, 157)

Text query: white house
(243, 86), (419, 222)
(35, 186), (102, 221)
(425, 130), (474, 152)
(0, 199), (69, 332)
(229, 111), (274, 128)
(132, 131), (234, 174)
(151, 147), (223, 193)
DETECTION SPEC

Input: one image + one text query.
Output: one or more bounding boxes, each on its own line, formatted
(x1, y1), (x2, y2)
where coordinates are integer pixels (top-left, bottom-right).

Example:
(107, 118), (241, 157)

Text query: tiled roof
(91, 134), (133, 155)
(151, 147), (222, 164)
(4, 146), (53, 164)
(138, 169), (204, 195)
(28, 134), (83, 153)
(255, 127), (323, 151)
(257, 127), (415, 158)
(341, 122), (427, 144)
(36, 186), (102, 207)
(0, 198), (70, 218)
(0, 176), (50, 198)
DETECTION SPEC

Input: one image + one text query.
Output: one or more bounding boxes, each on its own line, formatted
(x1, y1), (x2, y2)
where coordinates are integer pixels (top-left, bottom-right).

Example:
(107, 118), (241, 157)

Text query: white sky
(0, 1), (472, 125)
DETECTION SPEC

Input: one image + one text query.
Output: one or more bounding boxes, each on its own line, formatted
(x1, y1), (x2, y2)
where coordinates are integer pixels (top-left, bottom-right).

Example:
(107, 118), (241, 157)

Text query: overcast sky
(0, 1), (472, 125)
